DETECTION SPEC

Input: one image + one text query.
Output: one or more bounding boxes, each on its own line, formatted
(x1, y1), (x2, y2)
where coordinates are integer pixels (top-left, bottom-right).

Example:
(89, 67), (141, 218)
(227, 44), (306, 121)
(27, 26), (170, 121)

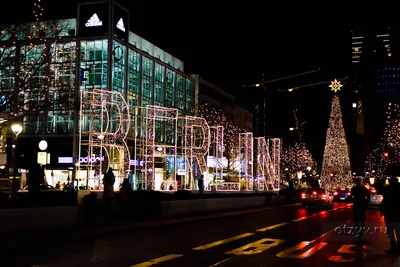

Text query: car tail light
(313, 191), (317, 195)
(321, 194), (327, 199)
(371, 189), (376, 193)
(301, 193), (306, 199)
(334, 191), (338, 196)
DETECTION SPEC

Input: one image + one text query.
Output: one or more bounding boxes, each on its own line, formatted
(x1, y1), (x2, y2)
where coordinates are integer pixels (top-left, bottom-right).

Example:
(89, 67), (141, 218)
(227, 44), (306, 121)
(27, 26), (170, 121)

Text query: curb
(81, 202), (301, 238)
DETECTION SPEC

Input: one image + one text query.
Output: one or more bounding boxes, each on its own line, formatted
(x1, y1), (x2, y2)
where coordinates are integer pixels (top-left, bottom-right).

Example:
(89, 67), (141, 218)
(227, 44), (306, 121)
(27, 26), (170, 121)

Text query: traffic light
(329, 172), (334, 177)
(383, 152), (389, 160)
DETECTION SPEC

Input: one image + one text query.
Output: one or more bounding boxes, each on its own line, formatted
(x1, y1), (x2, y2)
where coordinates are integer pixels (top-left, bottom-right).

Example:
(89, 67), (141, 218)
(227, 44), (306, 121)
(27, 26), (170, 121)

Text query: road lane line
(257, 222), (290, 232)
(208, 255), (240, 267)
(292, 216), (310, 222)
(196, 205), (350, 255)
(130, 254), (183, 267)
(259, 205), (350, 231)
(192, 233), (254, 250)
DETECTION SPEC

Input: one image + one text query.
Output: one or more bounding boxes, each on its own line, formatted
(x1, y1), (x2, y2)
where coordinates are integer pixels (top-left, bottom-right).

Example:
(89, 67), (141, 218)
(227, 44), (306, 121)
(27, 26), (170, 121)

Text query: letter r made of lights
(184, 116), (211, 190)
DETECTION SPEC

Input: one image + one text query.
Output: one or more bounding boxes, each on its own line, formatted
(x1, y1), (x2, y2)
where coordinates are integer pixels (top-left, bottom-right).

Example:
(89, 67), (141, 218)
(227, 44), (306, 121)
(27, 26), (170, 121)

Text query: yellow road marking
(130, 254), (183, 267)
(226, 238), (285, 255)
(192, 233), (254, 250)
(257, 222), (289, 232)
(258, 205), (350, 231)
(276, 241), (328, 259)
(292, 216), (310, 222)
(207, 255), (240, 267)
(329, 244), (369, 263)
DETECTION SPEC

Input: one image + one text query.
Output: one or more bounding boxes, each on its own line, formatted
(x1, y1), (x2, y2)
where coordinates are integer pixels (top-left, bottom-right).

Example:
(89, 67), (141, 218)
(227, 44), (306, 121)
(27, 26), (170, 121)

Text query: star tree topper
(329, 79), (343, 93)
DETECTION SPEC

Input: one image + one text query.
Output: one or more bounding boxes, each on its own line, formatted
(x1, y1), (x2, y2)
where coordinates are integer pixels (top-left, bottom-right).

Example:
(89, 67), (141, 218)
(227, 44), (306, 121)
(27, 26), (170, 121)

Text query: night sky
(2, 0), (396, 160)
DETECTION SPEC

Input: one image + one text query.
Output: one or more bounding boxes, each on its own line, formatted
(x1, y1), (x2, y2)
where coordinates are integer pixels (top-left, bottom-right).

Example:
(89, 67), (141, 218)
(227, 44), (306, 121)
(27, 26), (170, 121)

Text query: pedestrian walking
(380, 177), (400, 253)
(350, 177), (370, 242)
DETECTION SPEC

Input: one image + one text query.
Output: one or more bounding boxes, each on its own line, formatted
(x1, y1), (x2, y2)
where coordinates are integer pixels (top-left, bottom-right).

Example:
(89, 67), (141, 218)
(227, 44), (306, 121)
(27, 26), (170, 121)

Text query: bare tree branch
(0, 19), (76, 133)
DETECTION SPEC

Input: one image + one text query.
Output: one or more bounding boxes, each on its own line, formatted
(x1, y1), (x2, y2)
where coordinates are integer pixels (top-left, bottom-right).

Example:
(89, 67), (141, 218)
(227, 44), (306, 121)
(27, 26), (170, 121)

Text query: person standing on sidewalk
(350, 177), (370, 242)
(197, 175), (204, 194)
(103, 167), (115, 213)
(380, 177), (400, 253)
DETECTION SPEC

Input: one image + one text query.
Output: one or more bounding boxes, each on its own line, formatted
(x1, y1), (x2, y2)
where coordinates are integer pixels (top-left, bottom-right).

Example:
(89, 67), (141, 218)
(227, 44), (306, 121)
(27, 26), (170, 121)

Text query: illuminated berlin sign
(85, 13), (103, 27)
(116, 18), (125, 32)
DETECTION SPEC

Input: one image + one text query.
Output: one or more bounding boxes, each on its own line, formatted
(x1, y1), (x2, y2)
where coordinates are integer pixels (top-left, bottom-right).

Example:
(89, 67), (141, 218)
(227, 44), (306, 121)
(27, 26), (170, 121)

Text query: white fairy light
(184, 116), (211, 190)
(239, 132), (253, 191)
(133, 105), (178, 191)
(271, 138), (281, 189)
(255, 137), (275, 190)
(79, 89), (130, 190)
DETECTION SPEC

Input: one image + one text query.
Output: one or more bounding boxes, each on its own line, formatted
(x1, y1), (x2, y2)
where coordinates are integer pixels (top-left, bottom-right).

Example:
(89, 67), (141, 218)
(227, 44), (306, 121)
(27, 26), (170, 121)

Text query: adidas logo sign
(116, 18), (125, 32)
(85, 13), (103, 27)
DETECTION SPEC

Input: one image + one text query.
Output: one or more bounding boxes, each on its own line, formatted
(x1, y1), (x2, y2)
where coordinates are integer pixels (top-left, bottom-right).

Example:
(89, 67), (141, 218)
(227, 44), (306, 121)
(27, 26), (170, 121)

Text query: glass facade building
(0, 2), (197, 184)
(0, 11), (196, 135)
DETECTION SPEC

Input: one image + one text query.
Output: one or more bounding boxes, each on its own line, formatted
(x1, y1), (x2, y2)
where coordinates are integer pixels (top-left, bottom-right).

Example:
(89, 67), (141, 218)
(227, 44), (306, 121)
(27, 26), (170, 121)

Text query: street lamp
(11, 123), (22, 137)
(307, 166), (312, 171)
(11, 122), (23, 197)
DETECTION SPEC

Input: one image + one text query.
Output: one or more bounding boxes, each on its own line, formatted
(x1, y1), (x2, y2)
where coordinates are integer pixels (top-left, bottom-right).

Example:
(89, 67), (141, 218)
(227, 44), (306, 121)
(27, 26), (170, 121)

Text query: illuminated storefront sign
(58, 155), (105, 164)
(116, 18), (125, 32)
(78, 2), (109, 37)
(85, 13), (103, 27)
(79, 155), (104, 163)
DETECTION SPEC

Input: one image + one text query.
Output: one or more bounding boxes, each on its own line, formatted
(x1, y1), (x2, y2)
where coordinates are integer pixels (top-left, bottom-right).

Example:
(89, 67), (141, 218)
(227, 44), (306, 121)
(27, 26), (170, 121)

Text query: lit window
(352, 103), (357, 108)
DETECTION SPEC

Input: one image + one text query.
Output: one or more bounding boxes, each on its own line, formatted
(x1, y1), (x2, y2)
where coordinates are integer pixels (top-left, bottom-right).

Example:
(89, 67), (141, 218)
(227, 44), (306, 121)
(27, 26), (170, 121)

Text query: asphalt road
(3, 202), (400, 267)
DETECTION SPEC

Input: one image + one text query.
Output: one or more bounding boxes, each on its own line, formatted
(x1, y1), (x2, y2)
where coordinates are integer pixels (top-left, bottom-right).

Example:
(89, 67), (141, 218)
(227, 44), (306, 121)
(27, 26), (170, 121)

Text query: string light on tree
(281, 142), (314, 174)
(33, 0), (44, 21)
(365, 103), (400, 176)
(320, 84), (352, 191)
(199, 104), (244, 170)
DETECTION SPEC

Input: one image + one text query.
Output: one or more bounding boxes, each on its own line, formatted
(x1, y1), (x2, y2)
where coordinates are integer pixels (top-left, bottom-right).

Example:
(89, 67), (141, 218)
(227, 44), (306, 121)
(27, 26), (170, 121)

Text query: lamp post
(11, 122), (23, 198)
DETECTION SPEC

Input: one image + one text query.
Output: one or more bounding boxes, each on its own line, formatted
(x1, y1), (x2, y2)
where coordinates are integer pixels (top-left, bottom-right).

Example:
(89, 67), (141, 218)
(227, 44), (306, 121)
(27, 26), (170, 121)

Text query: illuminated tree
(0, 1), (74, 123)
(0, 1), (74, 150)
(365, 103), (400, 177)
(199, 104), (244, 171)
(281, 142), (314, 174)
(320, 95), (352, 191)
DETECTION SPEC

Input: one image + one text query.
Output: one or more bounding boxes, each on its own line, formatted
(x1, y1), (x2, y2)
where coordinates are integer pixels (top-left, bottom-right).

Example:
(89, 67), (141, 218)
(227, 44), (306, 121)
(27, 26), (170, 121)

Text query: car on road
(333, 188), (351, 202)
(301, 188), (334, 209)
(368, 187), (383, 207)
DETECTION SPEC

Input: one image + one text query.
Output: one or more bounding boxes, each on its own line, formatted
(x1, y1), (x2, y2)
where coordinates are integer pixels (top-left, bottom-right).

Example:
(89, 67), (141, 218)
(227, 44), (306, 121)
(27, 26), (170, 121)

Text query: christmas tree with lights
(320, 80), (352, 192)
